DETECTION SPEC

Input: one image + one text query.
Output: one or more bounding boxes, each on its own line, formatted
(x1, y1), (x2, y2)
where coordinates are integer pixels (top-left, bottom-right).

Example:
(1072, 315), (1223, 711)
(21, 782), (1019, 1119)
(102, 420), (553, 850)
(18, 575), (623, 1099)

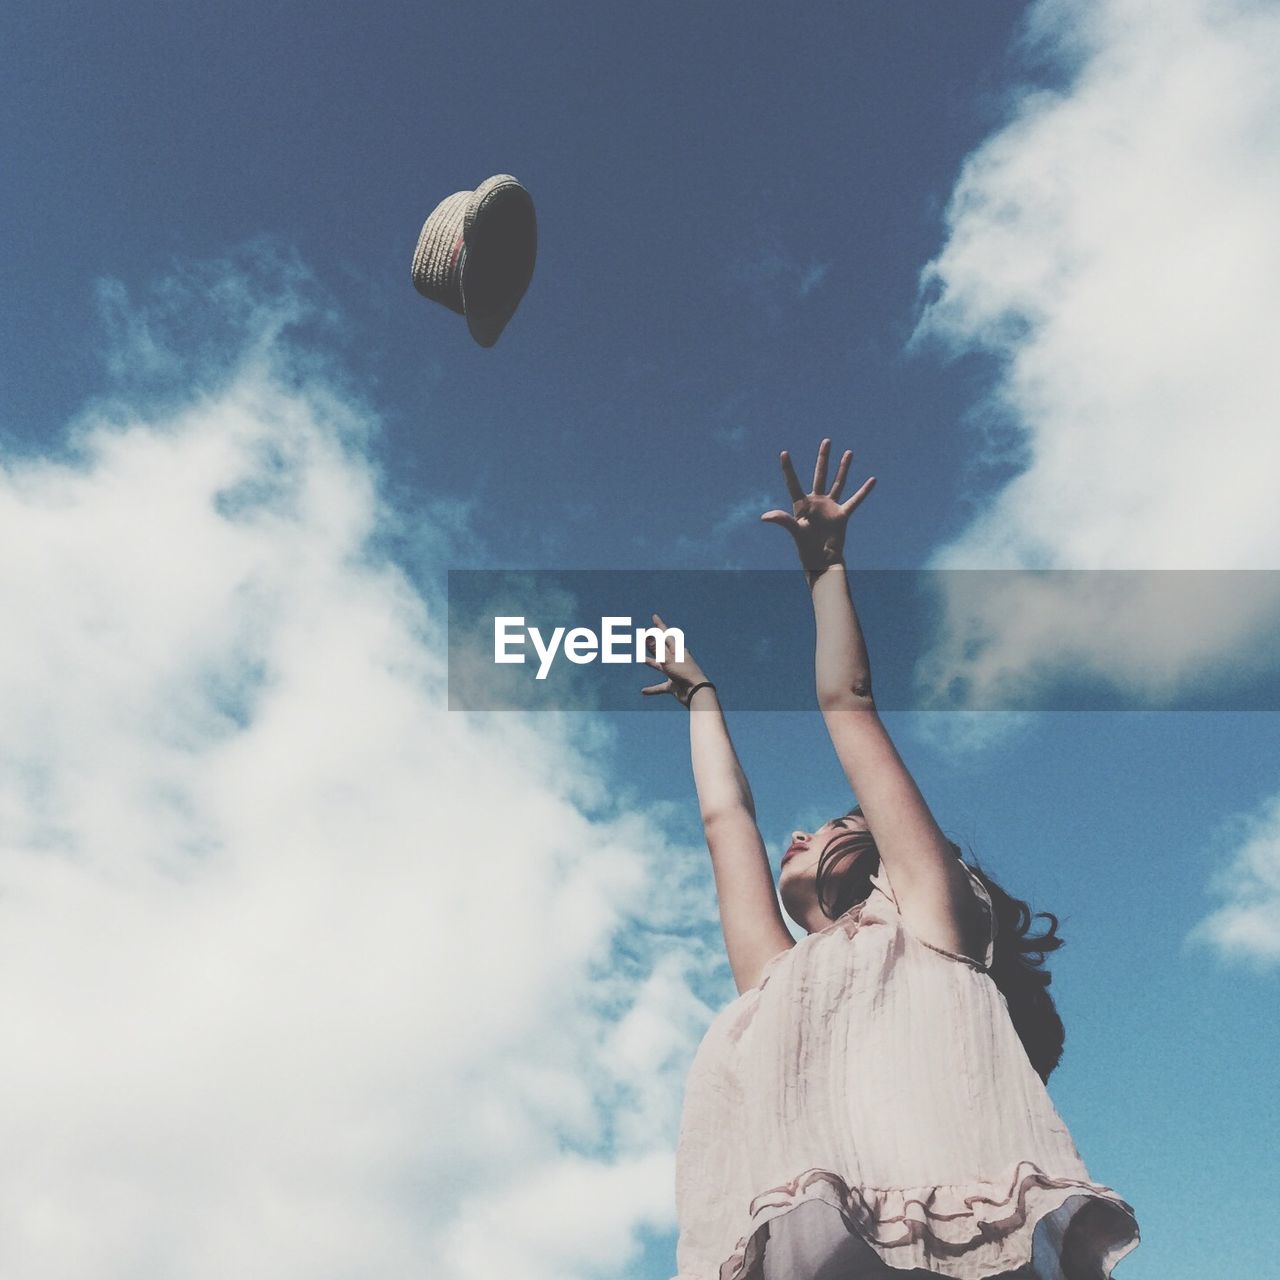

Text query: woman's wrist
(804, 560), (845, 588)
(686, 680), (717, 707)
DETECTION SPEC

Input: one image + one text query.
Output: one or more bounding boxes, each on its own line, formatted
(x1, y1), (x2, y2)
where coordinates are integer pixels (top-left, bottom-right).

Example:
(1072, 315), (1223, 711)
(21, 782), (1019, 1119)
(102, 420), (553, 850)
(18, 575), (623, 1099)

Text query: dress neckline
(808, 871), (896, 938)
(734, 873), (898, 1001)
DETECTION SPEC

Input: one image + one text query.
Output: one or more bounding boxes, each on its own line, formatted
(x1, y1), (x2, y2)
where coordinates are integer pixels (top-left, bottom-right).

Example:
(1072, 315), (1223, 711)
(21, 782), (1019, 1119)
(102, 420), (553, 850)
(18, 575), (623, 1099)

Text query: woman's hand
(760, 438), (876, 570)
(640, 613), (712, 707)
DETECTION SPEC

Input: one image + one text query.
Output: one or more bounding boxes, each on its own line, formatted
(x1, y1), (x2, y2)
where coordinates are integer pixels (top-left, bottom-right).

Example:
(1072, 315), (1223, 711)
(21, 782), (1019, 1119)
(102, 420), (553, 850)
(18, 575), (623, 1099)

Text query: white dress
(671, 864), (1139, 1279)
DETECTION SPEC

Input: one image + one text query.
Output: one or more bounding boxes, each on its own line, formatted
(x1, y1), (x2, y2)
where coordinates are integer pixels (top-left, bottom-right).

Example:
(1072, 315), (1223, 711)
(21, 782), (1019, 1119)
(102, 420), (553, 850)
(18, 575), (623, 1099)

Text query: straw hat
(411, 174), (537, 348)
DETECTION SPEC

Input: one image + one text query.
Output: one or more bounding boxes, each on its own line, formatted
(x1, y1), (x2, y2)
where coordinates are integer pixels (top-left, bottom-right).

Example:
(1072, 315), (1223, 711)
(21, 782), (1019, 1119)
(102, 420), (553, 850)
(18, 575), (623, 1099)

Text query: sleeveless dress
(671, 864), (1140, 1280)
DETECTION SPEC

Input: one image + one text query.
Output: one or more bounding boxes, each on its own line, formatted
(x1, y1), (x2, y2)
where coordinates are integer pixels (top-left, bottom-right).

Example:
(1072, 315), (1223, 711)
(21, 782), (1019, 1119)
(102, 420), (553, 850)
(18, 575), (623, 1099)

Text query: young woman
(642, 441), (1140, 1280)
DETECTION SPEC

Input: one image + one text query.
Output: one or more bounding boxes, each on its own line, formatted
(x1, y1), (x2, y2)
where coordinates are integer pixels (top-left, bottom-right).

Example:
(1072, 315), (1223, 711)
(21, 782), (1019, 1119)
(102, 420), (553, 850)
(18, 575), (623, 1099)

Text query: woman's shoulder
(869, 861), (997, 971)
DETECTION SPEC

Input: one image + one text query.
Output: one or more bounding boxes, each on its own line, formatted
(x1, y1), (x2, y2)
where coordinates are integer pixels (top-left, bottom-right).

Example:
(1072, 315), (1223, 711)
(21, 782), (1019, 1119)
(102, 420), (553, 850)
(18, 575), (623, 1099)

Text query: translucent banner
(447, 569), (1280, 712)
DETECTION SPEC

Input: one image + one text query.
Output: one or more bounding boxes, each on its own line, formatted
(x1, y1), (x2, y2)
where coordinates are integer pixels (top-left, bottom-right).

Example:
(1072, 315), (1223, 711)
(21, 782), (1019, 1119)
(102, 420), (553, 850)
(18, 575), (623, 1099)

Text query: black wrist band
(686, 681), (717, 705)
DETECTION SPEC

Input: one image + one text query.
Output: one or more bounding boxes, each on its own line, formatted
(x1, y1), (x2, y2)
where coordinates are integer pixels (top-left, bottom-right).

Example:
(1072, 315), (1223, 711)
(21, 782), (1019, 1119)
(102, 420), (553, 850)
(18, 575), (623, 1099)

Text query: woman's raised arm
(642, 614), (794, 993)
(762, 442), (987, 962)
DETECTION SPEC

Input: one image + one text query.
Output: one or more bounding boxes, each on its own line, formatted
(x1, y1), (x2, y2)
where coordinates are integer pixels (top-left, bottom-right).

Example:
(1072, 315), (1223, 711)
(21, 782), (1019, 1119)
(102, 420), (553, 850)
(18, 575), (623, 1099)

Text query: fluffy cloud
(0, 246), (716, 1280)
(913, 0), (1280, 671)
(1188, 792), (1280, 968)
(911, 0), (1280, 955)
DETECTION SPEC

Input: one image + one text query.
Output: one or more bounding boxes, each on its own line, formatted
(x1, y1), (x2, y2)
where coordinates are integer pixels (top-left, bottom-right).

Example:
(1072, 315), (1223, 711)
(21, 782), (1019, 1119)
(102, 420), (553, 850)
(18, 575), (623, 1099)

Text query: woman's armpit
(893, 868), (994, 970)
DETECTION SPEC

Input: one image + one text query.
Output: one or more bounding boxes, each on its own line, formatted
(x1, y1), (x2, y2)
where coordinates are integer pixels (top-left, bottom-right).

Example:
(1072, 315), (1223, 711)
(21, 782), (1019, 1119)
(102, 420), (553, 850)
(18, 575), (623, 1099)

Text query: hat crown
(411, 190), (469, 314)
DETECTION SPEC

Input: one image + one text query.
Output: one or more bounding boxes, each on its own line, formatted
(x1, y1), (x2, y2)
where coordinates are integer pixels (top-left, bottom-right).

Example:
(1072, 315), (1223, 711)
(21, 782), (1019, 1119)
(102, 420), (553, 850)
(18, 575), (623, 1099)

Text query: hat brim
(459, 179), (537, 348)
(464, 295), (523, 349)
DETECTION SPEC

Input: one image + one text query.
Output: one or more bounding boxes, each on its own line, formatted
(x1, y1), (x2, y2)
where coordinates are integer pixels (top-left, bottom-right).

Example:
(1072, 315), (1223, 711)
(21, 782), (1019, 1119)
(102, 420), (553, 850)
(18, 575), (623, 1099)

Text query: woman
(642, 441), (1139, 1280)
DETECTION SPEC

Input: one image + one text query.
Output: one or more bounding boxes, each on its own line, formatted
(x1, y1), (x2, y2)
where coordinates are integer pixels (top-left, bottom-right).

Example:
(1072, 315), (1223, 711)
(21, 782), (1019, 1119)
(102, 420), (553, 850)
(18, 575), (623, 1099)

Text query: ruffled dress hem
(716, 1160), (1140, 1280)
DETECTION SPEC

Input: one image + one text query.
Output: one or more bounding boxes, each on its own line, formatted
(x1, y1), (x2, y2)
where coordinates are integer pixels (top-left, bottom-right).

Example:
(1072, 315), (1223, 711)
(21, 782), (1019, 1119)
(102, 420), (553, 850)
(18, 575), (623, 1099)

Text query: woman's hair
(815, 806), (1066, 1082)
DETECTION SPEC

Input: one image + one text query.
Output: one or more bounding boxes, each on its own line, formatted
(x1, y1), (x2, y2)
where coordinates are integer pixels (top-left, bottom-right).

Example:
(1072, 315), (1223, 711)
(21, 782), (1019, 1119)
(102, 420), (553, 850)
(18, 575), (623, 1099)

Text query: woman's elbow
(700, 802), (757, 832)
(818, 683), (876, 713)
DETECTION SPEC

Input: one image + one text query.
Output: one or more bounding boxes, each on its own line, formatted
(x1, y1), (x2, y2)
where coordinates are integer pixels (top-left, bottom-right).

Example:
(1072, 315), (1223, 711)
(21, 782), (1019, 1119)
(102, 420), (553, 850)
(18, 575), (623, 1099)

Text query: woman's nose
(791, 830), (809, 845)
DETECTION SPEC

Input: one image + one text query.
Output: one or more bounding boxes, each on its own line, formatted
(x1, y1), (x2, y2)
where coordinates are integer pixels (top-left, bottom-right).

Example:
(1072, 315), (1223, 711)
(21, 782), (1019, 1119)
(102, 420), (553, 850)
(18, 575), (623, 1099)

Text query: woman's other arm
(763, 442), (987, 962)
(642, 615), (794, 993)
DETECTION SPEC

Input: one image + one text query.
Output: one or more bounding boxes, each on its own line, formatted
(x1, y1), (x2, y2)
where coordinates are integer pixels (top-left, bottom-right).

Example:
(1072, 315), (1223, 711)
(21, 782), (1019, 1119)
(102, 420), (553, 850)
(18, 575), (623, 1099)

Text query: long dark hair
(815, 807), (1066, 1082)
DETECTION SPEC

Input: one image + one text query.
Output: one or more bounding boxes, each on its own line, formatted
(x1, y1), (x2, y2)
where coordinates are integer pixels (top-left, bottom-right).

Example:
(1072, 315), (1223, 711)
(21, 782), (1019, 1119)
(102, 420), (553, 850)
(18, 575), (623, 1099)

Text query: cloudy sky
(2, 2), (1277, 1277)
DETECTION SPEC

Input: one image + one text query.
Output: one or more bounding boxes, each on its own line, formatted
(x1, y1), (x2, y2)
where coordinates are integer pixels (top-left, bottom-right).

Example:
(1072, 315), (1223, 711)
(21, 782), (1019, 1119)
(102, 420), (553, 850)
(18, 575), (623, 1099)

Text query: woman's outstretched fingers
(760, 508), (799, 532)
(812, 437), (832, 494)
(650, 614), (670, 662)
(829, 449), (852, 500)
(840, 474), (877, 514)
(779, 450), (806, 504)
(641, 641), (671, 691)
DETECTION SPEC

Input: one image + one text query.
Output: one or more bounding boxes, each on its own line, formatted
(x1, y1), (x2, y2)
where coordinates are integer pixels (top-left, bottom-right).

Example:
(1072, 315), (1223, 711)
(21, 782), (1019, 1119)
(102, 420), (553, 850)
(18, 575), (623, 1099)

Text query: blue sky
(2, 2), (1278, 1278)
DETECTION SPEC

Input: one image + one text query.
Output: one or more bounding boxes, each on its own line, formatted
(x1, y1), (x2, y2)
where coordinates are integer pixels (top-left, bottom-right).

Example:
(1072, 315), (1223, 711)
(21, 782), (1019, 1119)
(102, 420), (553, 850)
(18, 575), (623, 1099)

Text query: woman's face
(778, 811), (872, 889)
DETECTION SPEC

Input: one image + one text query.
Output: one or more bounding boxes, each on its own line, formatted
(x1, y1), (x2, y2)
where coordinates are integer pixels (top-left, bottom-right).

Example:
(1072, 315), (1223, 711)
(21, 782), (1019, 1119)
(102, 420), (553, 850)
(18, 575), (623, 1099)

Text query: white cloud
(0, 246), (718, 1280)
(914, 0), (1280, 554)
(909, 0), (1280, 956)
(911, 569), (1280, 713)
(1187, 792), (1280, 967)
(909, 0), (1280, 672)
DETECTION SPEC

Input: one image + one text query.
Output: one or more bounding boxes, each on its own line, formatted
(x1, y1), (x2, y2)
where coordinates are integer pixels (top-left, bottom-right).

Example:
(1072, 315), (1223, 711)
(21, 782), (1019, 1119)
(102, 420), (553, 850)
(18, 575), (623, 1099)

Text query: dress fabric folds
(671, 865), (1139, 1280)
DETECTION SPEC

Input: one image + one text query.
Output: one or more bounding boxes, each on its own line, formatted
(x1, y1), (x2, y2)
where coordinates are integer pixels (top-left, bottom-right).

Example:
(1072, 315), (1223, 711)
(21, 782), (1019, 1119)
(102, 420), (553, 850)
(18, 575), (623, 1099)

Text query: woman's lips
(782, 843), (807, 864)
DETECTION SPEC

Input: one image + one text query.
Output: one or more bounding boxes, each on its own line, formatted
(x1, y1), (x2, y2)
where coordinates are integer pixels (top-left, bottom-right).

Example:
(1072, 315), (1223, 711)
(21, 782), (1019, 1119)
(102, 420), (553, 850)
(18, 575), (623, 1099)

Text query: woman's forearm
(687, 688), (757, 823)
(808, 563), (875, 707)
